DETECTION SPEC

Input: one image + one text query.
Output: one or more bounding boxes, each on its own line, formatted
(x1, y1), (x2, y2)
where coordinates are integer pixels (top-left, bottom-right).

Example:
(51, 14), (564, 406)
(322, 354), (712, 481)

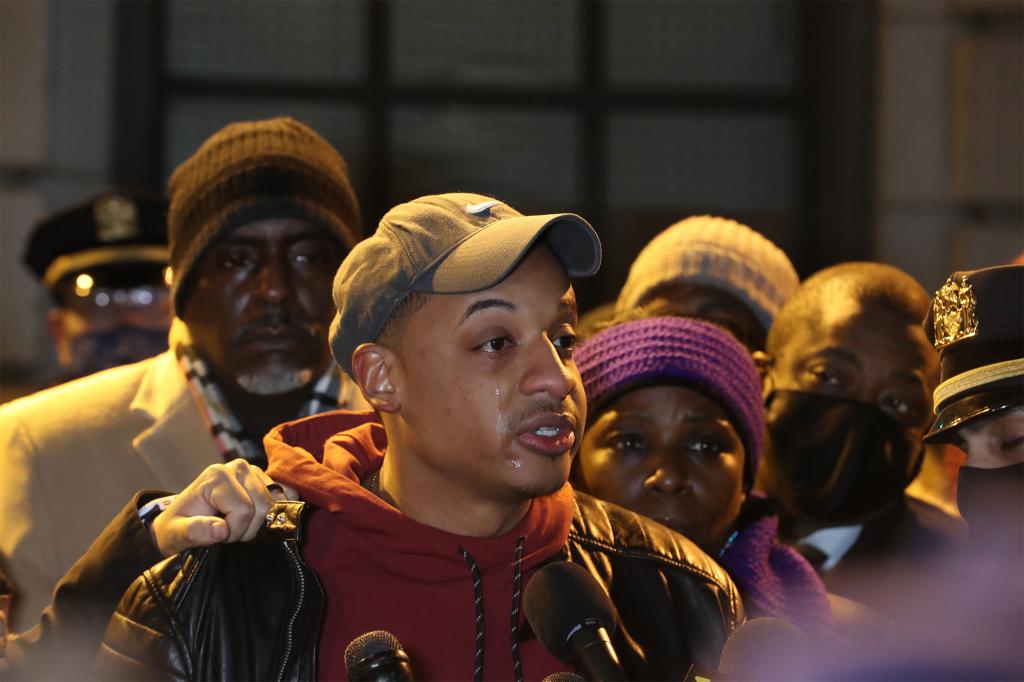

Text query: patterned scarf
(171, 320), (363, 466)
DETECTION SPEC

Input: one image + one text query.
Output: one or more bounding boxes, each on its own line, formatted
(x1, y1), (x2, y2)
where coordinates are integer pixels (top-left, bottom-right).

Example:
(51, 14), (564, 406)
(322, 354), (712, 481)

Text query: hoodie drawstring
(510, 536), (526, 682)
(459, 536), (527, 682)
(459, 546), (485, 682)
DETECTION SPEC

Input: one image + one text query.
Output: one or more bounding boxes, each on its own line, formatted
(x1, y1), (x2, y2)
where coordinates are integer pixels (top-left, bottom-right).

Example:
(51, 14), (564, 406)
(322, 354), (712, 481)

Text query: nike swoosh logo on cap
(465, 200), (501, 215)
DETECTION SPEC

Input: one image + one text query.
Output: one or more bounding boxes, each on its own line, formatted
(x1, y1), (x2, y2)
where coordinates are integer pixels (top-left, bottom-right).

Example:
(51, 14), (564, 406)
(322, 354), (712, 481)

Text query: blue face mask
(64, 325), (169, 380)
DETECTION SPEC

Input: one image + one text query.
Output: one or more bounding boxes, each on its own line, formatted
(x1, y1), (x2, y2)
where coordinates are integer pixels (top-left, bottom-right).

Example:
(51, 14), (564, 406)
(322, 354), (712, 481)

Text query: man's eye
(293, 251), (324, 264)
(553, 333), (577, 352)
(809, 366), (842, 386)
(882, 393), (922, 422)
(612, 434), (646, 455)
(218, 251), (255, 269)
(480, 337), (510, 353)
(884, 396), (910, 414)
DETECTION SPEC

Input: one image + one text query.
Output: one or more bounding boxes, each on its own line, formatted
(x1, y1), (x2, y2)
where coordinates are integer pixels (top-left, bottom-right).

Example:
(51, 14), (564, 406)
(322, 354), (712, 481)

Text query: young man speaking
(95, 194), (742, 681)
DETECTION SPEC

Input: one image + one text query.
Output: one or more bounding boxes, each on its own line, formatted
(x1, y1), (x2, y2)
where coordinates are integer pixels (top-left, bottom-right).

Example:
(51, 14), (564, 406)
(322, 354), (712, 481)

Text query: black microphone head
(344, 630), (404, 673)
(719, 617), (807, 678)
(523, 561), (619, 662)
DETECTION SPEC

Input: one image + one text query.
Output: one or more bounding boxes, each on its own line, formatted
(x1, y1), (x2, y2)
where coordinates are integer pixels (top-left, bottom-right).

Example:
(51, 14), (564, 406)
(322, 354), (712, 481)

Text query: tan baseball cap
(329, 193), (601, 374)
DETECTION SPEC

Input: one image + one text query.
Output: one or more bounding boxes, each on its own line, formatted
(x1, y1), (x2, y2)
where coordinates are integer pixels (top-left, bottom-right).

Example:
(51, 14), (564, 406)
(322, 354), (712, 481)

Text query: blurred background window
(2, 0), (1020, 396)
(120, 0), (840, 309)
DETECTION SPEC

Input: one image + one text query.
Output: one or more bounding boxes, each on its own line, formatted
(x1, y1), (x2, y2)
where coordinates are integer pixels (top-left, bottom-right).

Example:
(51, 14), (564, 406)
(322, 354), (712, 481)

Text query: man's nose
(255, 257), (289, 304)
(519, 335), (575, 400)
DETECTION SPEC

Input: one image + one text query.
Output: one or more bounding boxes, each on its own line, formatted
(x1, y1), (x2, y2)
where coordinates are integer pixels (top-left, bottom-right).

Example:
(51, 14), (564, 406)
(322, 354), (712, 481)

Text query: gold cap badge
(94, 195), (140, 242)
(932, 274), (979, 349)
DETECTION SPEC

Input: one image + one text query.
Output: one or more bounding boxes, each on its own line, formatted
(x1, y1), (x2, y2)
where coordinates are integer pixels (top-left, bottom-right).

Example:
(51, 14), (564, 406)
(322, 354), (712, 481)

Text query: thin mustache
(498, 399), (578, 435)
(233, 310), (314, 343)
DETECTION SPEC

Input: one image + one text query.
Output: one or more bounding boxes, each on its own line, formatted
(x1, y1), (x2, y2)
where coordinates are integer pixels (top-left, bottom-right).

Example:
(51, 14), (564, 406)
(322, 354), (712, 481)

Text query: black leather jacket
(94, 492), (743, 681)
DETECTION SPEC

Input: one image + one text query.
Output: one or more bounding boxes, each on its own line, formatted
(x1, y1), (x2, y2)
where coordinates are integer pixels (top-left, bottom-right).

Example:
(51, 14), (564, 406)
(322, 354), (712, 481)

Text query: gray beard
(236, 367), (314, 395)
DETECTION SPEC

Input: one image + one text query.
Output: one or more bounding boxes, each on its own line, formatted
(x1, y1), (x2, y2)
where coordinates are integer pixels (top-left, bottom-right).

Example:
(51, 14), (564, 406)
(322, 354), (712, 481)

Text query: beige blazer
(1, 349), (369, 633)
(0, 350), (224, 632)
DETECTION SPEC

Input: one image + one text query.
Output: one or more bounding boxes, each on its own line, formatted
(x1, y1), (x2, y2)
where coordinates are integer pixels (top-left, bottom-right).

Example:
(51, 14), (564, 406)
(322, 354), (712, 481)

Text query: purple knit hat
(576, 316), (765, 487)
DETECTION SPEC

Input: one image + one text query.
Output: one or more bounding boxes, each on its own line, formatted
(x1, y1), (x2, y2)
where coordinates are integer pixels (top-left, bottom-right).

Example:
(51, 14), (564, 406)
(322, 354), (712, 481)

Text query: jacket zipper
(276, 539), (307, 682)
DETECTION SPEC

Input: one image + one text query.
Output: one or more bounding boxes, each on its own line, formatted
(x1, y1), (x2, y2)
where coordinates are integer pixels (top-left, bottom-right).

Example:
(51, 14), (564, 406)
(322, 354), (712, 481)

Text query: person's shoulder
(3, 357), (154, 415)
(860, 494), (967, 555)
(98, 503), (318, 679)
(569, 490), (731, 582)
(901, 494), (968, 544)
(569, 491), (745, 635)
(0, 357), (157, 446)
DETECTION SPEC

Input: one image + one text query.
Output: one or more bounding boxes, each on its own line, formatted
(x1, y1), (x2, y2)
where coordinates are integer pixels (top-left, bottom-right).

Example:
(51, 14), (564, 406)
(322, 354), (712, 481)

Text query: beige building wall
(0, 0), (117, 399)
(876, 0), (1023, 292)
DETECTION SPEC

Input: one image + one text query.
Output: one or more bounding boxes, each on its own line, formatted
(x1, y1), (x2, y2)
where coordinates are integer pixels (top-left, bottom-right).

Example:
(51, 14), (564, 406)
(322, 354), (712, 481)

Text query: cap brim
(923, 384), (1024, 443)
(411, 213), (601, 294)
(42, 245), (169, 288)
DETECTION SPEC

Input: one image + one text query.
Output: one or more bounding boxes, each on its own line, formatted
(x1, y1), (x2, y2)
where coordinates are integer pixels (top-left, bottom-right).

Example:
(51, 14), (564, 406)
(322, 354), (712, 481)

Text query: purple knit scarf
(719, 511), (833, 635)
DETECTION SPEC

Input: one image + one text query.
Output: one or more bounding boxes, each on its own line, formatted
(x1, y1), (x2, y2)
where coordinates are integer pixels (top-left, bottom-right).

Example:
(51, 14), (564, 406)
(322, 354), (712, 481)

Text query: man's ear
(752, 350), (774, 400)
(351, 343), (401, 413)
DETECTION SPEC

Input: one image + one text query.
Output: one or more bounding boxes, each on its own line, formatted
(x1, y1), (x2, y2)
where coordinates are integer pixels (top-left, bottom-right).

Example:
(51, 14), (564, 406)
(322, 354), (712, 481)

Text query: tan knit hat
(616, 215), (798, 333)
(167, 116), (362, 314)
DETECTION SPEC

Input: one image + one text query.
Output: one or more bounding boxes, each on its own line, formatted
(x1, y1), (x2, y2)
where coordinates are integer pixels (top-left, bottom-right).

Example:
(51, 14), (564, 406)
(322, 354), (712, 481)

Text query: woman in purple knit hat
(572, 315), (832, 635)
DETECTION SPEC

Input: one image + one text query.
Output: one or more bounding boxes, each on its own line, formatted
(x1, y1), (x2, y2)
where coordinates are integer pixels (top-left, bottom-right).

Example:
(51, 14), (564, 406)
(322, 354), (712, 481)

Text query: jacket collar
(130, 347), (189, 423)
(129, 348), (223, 491)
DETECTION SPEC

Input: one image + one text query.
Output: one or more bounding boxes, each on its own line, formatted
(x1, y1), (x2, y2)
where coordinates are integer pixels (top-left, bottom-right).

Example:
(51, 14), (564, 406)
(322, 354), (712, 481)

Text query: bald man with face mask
(754, 262), (966, 617)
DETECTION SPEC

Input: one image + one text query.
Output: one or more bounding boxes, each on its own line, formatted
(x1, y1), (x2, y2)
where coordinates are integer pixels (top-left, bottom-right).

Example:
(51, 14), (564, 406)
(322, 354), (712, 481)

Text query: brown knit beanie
(167, 116), (362, 314)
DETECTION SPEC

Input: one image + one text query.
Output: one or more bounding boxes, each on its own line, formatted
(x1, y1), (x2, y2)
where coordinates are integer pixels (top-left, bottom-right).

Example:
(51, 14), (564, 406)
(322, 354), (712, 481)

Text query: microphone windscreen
(523, 561), (619, 661)
(344, 630), (404, 672)
(719, 617), (807, 677)
(543, 672), (586, 682)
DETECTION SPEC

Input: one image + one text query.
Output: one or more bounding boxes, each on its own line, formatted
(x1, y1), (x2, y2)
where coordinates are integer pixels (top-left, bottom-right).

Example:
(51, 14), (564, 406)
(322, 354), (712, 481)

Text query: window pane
(166, 1), (366, 83)
(391, 1), (579, 86)
(163, 97), (366, 191)
(606, 0), (797, 89)
(390, 106), (578, 208)
(606, 112), (795, 213)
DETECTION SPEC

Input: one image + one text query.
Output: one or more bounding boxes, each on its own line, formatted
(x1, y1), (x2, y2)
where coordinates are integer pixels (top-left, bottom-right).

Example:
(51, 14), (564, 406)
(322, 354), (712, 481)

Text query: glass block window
(391, 106), (578, 207)
(138, 0), (817, 304)
(166, 1), (366, 83)
(606, 0), (796, 88)
(163, 98), (366, 188)
(607, 112), (795, 212)
(391, 0), (579, 86)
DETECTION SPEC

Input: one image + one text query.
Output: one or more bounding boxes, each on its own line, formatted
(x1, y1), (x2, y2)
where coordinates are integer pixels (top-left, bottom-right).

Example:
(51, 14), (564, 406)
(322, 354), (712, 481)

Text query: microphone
(524, 561), (627, 682)
(684, 617), (808, 681)
(543, 673), (585, 682)
(344, 630), (415, 682)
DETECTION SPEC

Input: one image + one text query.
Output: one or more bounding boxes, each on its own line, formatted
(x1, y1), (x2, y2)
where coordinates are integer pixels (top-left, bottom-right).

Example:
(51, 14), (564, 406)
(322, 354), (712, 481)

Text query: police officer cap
(24, 190), (169, 290)
(923, 264), (1024, 442)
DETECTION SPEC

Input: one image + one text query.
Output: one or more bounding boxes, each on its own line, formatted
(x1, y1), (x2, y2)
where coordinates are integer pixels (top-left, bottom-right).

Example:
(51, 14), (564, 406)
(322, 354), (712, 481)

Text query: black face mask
(765, 390), (923, 525)
(957, 462), (1024, 562)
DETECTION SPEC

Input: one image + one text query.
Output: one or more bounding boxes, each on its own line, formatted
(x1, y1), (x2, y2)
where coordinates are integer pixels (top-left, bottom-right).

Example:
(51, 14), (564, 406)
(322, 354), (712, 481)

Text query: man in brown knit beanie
(0, 117), (368, 644)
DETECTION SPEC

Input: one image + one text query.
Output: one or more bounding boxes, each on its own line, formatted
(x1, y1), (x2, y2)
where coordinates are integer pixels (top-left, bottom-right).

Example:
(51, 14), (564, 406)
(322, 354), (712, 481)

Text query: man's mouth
(515, 414), (578, 457)
(235, 317), (312, 345)
(249, 324), (302, 338)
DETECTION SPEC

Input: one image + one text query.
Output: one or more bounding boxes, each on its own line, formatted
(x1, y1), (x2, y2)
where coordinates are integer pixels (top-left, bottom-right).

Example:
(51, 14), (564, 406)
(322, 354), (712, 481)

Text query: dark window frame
(113, 0), (878, 305)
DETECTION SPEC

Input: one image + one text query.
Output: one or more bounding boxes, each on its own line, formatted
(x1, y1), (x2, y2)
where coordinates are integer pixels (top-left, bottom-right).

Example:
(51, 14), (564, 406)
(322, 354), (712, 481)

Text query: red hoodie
(265, 411), (575, 682)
